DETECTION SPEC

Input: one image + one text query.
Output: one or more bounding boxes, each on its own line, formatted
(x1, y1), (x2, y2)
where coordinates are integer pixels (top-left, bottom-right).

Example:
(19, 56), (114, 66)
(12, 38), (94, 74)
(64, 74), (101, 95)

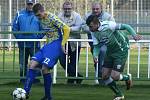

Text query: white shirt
(58, 11), (83, 51)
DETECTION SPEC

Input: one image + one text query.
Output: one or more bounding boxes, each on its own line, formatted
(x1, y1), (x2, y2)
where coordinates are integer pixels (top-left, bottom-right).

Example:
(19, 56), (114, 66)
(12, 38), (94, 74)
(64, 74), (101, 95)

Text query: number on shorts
(44, 58), (50, 64)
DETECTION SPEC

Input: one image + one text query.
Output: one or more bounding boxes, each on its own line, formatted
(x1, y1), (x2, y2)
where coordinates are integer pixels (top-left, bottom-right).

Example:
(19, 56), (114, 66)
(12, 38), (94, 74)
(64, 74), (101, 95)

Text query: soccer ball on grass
(12, 88), (26, 100)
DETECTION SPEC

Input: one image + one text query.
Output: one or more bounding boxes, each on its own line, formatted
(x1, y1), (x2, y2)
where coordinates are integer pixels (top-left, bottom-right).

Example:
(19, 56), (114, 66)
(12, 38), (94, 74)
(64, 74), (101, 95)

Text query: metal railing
(53, 39), (150, 83)
(0, 39), (150, 84)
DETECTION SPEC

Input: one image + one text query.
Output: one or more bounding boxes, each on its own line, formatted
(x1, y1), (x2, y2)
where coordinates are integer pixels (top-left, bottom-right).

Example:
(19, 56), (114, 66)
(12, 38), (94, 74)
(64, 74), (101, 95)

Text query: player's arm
(91, 33), (99, 63)
(115, 24), (142, 41)
(93, 42), (106, 63)
(62, 25), (70, 46)
(61, 25), (70, 54)
(51, 14), (70, 46)
(51, 14), (70, 54)
(93, 44), (99, 63)
(118, 24), (136, 36)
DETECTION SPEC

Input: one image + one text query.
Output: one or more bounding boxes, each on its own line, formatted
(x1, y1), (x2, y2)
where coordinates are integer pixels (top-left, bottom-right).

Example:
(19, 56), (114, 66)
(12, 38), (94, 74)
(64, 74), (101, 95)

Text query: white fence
(0, 39), (150, 83)
(53, 39), (150, 83)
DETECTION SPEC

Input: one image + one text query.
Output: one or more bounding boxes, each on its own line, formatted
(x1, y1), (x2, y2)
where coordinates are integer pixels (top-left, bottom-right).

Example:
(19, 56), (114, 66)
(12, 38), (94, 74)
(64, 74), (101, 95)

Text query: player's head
(86, 15), (100, 32)
(26, 0), (35, 11)
(63, 1), (73, 17)
(91, 2), (103, 16)
(33, 3), (45, 19)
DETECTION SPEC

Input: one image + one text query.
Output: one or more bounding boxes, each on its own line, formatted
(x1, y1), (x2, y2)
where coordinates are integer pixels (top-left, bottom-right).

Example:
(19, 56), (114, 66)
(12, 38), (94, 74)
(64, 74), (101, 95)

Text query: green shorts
(103, 49), (128, 72)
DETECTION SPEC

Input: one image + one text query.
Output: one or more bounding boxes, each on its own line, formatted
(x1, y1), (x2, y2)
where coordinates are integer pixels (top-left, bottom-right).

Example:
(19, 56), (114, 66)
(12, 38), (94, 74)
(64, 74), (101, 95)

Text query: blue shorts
(32, 40), (61, 69)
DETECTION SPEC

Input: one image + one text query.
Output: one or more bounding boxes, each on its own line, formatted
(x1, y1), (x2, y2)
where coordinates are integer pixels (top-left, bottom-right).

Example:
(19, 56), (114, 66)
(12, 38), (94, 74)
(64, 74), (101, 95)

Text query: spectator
(57, 1), (83, 84)
(83, 1), (115, 84)
(12, 0), (44, 83)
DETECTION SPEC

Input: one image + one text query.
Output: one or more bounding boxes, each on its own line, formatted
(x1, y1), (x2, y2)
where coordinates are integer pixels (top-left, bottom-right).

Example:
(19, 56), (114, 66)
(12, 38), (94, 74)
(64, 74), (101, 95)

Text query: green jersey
(92, 21), (136, 58)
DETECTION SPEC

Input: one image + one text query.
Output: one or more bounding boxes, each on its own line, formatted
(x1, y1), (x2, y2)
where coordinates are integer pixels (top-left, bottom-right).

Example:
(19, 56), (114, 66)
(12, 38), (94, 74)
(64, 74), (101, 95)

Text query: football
(12, 88), (26, 100)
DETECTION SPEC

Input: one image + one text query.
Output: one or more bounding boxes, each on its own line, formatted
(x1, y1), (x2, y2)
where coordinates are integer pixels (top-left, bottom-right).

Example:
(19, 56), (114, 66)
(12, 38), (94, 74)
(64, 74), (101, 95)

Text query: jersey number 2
(44, 58), (50, 64)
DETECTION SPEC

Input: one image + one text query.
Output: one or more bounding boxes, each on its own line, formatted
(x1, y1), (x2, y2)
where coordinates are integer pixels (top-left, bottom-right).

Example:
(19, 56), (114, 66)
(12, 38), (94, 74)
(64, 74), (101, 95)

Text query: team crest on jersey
(117, 65), (122, 69)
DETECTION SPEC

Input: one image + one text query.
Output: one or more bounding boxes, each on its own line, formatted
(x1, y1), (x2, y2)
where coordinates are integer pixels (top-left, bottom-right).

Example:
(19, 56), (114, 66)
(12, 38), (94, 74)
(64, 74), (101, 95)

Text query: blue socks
(24, 69), (37, 94)
(24, 69), (52, 100)
(43, 73), (52, 100)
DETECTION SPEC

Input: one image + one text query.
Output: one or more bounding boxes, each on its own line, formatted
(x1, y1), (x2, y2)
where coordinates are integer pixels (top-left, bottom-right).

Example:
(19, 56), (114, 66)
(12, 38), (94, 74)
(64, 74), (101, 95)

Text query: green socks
(108, 81), (123, 96)
(120, 74), (129, 81)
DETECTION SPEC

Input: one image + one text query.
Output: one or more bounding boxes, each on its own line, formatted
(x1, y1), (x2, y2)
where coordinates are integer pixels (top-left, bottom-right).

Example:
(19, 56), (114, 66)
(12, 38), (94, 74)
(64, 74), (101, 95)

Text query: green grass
(0, 81), (150, 100)
(0, 47), (150, 100)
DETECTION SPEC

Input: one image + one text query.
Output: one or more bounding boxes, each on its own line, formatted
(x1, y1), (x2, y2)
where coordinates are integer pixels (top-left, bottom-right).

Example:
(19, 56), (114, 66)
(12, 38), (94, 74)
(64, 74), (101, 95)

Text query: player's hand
(133, 34), (142, 41)
(93, 57), (98, 64)
(62, 46), (68, 55)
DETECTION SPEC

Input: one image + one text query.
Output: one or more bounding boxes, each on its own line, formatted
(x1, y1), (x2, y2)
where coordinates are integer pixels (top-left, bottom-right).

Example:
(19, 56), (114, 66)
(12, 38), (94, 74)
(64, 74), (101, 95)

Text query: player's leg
(111, 68), (132, 90)
(24, 47), (44, 98)
(102, 54), (124, 99)
(30, 47), (42, 83)
(111, 49), (130, 100)
(41, 40), (61, 100)
(102, 67), (124, 99)
(41, 66), (53, 100)
(24, 60), (40, 97)
(113, 51), (132, 90)
(110, 70), (125, 100)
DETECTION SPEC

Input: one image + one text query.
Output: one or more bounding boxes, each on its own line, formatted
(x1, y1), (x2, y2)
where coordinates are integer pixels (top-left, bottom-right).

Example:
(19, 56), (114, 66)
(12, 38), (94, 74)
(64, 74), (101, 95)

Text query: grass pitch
(0, 81), (150, 100)
(0, 47), (150, 100)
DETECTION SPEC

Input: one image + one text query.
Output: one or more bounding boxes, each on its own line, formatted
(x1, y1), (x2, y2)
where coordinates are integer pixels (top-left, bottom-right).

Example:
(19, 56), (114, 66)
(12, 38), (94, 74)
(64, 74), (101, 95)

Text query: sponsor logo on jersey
(117, 65), (122, 69)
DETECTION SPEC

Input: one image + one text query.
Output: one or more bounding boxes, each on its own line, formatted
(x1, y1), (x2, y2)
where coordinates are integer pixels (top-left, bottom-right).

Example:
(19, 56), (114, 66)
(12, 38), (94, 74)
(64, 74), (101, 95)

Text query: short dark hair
(92, 1), (103, 10)
(63, 1), (73, 8)
(32, 3), (44, 14)
(86, 15), (99, 26)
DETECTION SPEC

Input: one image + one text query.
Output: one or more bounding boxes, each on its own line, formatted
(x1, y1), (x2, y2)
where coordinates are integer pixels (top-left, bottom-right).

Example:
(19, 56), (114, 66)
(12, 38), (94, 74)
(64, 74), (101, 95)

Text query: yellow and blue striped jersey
(40, 12), (70, 45)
